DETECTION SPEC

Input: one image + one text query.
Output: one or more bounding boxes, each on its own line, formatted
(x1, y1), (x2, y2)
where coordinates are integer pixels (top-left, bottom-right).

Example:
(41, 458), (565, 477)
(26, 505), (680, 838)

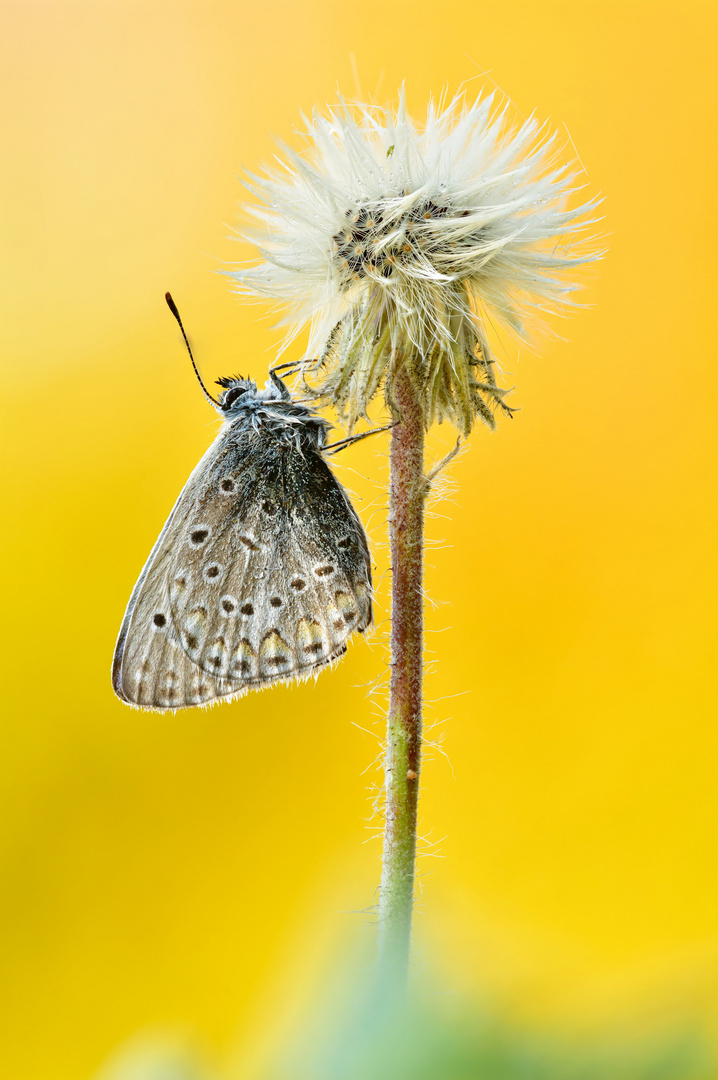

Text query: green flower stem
(378, 361), (427, 985)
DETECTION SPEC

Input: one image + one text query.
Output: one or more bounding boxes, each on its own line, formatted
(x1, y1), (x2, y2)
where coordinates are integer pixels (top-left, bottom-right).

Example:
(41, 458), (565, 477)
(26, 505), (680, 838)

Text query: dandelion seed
(230, 90), (601, 435)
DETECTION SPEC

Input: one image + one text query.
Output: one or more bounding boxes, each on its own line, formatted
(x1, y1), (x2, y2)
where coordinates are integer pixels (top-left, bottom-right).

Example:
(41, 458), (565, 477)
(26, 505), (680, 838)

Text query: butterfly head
(214, 371), (329, 448)
(215, 371), (295, 415)
(215, 375), (260, 413)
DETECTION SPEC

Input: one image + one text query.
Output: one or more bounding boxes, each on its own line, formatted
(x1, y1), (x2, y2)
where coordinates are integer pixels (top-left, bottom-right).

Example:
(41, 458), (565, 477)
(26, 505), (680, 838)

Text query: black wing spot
(204, 564), (221, 580)
(315, 565), (335, 577)
(344, 611), (357, 624)
(333, 619), (344, 631)
(239, 535), (260, 551)
(153, 613), (166, 628)
(185, 633), (198, 650)
(270, 597), (282, 608)
(221, 597), (237, 614)
(240, 603), (254, 616)
(220, 478), (236, 493)
(190, 528), (209, 546)
(265, 655), (289, 668)
(304, 642), (324, 655)
(337, 537), (351, 549)
(291, 578), (306, 590)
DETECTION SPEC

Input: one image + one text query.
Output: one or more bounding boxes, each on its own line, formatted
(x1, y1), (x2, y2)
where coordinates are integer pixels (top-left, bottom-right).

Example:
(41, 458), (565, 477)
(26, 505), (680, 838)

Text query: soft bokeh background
(1, 2), (717, 1077)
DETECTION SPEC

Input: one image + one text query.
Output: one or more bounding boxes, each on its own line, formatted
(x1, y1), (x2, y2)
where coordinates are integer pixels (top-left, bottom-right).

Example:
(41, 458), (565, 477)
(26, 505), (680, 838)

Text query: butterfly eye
(222, 387), (247, 409)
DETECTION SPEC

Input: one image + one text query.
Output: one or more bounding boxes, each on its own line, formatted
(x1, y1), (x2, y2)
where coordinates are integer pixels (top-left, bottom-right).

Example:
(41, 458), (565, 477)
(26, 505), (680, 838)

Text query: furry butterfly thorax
(216, 370), (328, 443)
(112, 369), (373, 711)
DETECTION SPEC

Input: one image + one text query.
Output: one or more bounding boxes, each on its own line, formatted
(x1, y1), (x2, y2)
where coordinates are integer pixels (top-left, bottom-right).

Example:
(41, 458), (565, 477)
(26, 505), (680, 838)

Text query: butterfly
(112, 295), (373, 711)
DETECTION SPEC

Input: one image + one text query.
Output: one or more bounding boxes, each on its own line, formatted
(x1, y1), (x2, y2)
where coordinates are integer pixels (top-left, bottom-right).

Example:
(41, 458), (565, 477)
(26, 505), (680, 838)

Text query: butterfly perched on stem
(112, 296), (372, 711)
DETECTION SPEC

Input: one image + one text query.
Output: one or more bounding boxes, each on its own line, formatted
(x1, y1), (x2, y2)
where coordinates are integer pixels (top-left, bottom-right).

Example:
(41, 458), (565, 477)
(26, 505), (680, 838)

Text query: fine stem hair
(378, 359), (426, 983)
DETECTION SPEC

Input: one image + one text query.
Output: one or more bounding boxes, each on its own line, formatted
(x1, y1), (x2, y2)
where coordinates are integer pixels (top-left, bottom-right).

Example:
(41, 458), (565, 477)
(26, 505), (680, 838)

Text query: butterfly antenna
(165, 292), (220, 408)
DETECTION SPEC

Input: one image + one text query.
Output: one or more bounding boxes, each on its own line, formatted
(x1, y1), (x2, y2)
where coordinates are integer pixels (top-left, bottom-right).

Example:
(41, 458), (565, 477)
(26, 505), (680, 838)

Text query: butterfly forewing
(112, 434), (250, 708)
(113, 404), (372, 711)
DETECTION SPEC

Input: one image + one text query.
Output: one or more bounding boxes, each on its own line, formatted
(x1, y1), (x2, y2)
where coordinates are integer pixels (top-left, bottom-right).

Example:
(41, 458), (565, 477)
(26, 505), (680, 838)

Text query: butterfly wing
(166, 427), (372, 689)
(112, 422), (372, 711)
(112, 430), (249, 709)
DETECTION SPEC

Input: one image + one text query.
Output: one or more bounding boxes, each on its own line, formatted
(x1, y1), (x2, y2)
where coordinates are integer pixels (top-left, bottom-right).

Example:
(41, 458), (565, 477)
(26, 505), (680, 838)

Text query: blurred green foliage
(97, 981), (715, 1080)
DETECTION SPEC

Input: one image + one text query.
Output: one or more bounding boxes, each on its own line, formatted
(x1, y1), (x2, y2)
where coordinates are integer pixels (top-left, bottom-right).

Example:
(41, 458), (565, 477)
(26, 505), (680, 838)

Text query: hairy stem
(378, 362), (426, 985)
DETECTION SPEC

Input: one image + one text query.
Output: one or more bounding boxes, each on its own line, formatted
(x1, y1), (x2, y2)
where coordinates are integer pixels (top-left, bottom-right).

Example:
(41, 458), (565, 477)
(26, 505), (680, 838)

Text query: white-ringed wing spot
(220, 595), (238, 617)
(188, 525), (211, 547)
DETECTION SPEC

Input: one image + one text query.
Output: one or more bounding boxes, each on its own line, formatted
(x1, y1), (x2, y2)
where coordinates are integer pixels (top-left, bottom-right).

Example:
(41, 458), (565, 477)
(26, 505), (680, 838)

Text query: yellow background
(1, 1), (717, 1077)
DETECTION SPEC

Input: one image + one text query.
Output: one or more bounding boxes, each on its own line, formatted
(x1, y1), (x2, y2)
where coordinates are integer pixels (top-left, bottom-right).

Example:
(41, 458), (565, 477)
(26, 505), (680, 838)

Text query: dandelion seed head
(229, 90), (602, 435)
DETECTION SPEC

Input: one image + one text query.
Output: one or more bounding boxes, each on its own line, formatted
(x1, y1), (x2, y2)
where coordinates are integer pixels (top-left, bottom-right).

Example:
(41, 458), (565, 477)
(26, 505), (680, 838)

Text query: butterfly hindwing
(168, 427), (372, 687)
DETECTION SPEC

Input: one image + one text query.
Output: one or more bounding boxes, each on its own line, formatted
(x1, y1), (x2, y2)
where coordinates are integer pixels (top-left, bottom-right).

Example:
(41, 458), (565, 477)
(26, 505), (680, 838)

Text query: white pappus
(229, 90), (602, 436)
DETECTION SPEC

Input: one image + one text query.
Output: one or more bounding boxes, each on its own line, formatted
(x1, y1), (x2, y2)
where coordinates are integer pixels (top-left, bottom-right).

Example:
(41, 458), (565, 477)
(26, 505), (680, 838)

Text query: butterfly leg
(269, 357), (325, 379)
(322, 422), (397, 456)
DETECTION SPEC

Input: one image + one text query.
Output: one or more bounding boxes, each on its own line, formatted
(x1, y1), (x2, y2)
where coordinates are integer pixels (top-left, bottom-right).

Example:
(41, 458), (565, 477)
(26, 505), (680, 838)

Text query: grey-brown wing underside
(112, 424), (372, 710)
